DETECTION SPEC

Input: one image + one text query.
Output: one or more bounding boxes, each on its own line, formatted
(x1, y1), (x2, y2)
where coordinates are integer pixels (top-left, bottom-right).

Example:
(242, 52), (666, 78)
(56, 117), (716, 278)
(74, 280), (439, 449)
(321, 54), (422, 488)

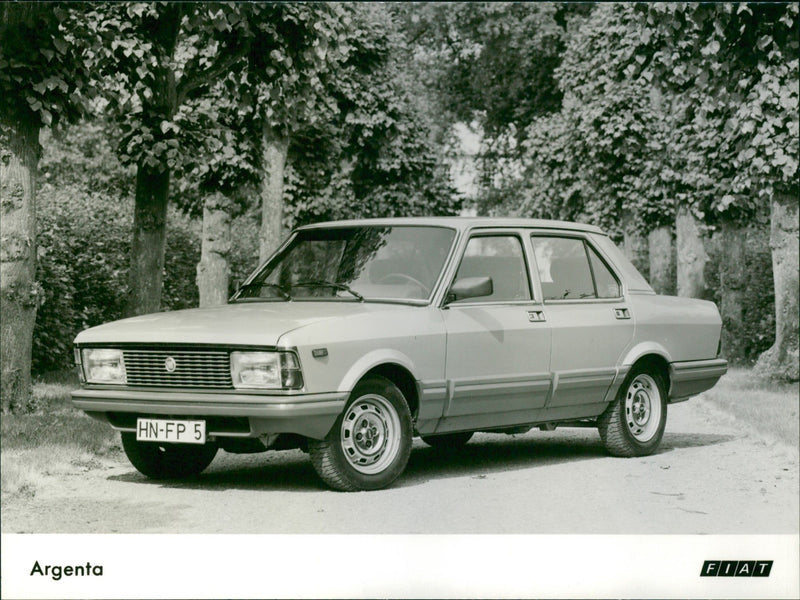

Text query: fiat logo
(164, 357), (177, 372)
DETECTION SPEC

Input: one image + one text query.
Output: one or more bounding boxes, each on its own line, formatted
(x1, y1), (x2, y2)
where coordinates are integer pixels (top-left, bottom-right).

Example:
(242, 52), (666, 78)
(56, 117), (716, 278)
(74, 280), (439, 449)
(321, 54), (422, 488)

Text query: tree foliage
(498, 5), (672, 238)
(643, 3), (799, 208)
(285, 4), (461, 226)
(80, 3), (258, 315)
(0, 3), (94, 131)
(85, 2), (252, 176)
(402, 3), (572, 145)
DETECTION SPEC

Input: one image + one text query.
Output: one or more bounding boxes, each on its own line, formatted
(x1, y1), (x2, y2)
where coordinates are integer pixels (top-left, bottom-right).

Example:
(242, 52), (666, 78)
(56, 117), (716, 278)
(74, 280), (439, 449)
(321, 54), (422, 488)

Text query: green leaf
(757, 35), (773, 51)
(701, 39), (720, 56)
(53, 37), (69, 55)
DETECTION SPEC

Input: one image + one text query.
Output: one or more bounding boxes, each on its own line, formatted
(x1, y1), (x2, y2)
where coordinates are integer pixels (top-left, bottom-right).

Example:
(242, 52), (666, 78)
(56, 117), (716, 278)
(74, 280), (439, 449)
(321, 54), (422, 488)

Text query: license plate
(136, 418), (206, 444)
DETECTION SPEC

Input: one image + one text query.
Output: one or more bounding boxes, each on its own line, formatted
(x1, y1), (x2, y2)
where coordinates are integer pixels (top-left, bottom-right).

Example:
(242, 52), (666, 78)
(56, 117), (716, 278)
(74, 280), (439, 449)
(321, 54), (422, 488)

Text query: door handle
(614, 308), (630, 320)
(528, 310), (546, 322)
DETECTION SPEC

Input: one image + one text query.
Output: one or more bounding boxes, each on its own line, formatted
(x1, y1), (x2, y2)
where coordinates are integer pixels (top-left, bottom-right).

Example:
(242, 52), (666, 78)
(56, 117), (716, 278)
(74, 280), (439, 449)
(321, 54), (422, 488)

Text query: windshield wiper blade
(237, 282), (292, 300)
(293, 280), (364, 301)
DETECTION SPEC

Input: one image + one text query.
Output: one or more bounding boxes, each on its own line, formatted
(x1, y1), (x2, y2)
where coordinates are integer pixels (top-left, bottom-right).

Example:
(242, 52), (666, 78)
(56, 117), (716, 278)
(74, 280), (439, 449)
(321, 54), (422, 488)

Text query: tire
(121, 432), (218, 479)
(308, 375), (412, 491)
(420, 431), (474, 450)
(597, 365), (668, 457)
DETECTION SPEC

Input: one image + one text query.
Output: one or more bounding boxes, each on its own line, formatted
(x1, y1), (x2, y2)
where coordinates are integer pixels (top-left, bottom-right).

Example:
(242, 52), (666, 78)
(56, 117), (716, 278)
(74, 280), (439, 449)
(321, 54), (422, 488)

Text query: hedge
(33, 184), (201, 374)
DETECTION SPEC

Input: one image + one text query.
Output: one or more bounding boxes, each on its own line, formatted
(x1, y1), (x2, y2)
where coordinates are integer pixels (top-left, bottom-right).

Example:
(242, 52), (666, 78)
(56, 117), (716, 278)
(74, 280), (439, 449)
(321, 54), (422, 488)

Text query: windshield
(234, 225), (457, 303)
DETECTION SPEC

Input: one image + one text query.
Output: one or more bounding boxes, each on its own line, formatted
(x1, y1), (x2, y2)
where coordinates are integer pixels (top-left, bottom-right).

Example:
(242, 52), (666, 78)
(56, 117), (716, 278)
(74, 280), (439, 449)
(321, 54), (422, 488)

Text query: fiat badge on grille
(164, 357), (177, 372)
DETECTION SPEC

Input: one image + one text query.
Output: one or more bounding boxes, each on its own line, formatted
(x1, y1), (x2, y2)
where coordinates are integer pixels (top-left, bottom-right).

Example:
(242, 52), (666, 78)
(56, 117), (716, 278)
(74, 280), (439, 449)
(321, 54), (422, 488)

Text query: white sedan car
(72, 218), (727, 491)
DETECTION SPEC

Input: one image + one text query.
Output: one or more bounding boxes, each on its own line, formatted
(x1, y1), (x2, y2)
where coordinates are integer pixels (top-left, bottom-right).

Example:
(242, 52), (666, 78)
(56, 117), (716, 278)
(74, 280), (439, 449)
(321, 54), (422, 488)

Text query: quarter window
(587, 245), (621, 298)
(451, 235), (531, 303)
(532, 236), (620, 300)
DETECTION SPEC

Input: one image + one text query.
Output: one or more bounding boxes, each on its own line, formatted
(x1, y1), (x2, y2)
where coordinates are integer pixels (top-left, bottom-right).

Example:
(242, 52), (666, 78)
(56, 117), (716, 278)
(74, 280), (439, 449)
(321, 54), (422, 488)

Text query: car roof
(295, 216), (605, 235)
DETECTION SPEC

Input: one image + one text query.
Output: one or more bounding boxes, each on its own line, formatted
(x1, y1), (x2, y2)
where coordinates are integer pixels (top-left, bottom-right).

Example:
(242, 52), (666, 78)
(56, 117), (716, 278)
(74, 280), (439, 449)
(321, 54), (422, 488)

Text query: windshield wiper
(237, 282), (292, 300)
(293, 280), (364, 302)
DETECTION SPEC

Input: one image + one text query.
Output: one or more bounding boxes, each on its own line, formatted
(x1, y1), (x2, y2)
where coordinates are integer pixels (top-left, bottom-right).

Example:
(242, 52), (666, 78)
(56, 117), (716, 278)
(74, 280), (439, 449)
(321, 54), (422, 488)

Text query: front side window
(450, 235), (531, 303)
(235, 226), (456, 302)
(532, 235), (621, 300)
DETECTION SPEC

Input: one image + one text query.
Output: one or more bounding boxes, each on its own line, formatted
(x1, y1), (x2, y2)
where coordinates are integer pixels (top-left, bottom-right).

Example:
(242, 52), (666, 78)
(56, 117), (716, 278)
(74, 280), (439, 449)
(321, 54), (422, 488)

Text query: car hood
(74, 301), (411, 347)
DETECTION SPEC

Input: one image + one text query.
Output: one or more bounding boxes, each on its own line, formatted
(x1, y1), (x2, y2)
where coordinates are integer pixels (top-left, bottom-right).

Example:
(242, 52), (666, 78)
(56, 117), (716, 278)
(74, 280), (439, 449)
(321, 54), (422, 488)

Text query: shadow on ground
(107, 427), (737, 493)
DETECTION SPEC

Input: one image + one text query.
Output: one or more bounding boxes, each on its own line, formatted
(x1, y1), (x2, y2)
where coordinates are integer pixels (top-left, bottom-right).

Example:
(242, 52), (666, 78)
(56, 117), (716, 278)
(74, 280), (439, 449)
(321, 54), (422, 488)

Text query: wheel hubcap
(341, 394), (401, 474)
(624, 374), (661, 442)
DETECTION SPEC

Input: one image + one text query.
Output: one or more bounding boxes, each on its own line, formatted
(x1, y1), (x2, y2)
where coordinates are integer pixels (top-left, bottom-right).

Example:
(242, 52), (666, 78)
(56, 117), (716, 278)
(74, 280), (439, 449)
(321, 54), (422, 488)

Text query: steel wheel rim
(340, 394), (401, 474)
(624, 374), (661, 442)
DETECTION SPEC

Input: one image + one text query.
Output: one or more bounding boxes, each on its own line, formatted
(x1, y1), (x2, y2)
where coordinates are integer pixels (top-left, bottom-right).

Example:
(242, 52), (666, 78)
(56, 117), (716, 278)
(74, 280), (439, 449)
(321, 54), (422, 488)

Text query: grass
(699, 367), (799, 447)
(1, 377), (119, 498)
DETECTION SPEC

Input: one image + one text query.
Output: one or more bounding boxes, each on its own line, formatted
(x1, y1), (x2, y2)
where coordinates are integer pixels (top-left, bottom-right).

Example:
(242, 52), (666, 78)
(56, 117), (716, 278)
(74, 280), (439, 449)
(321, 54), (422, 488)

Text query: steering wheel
(376, 273), (428, 294)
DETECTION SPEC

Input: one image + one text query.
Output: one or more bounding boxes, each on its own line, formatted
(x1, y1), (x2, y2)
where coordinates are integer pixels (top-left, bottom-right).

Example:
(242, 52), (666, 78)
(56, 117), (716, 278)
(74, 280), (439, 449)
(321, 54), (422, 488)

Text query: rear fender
(620, 342), (672, 367)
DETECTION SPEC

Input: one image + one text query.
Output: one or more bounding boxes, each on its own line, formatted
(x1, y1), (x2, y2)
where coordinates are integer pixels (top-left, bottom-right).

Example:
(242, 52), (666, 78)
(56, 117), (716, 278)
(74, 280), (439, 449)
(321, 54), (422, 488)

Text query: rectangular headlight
(81, 348), (127, 384)
(230, 351), (304, 390)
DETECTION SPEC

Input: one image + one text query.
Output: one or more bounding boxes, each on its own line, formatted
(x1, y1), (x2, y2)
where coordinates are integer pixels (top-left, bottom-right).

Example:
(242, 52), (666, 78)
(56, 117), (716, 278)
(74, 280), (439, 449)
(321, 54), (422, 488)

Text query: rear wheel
(420, 431), (474, 450)
(309, 376), (412, 491)
(597, 366), (667, 457)
(121, 433), (218, 479)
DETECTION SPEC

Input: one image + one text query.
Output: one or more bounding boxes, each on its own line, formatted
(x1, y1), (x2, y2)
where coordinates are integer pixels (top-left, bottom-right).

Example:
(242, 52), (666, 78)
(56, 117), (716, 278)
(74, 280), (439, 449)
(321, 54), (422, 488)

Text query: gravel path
(2, 396), (797, 534)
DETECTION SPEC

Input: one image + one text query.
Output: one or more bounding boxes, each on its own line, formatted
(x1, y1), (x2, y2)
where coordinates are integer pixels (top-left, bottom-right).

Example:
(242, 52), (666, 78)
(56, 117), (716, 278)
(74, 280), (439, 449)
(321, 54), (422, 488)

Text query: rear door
(529, 233), (634, 412)
(438, 231), (552, 433)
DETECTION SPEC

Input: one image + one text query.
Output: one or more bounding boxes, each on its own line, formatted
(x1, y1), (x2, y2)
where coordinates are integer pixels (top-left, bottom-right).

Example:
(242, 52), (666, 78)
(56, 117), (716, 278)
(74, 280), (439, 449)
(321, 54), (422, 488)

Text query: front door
(438, 233), (551, 433)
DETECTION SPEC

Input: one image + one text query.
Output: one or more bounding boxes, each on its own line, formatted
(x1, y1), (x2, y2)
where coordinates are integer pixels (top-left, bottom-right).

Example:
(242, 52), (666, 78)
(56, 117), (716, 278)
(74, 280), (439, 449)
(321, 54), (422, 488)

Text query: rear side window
(531, 236), (621, 300)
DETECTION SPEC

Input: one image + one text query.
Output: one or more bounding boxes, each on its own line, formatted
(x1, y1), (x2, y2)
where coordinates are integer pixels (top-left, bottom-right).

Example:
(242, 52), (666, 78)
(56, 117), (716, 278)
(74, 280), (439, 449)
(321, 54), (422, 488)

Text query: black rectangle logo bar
(701, 560), (773, 577)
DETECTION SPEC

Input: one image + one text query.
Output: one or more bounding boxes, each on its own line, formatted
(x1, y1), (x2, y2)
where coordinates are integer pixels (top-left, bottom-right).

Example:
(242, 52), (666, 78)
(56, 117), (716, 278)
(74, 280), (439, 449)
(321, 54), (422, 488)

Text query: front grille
(123, 349), (233, 388)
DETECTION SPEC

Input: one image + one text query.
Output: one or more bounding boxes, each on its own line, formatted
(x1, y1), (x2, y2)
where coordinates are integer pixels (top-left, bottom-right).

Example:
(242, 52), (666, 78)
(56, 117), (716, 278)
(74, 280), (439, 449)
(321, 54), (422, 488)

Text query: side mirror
(446, 276), (493, 304)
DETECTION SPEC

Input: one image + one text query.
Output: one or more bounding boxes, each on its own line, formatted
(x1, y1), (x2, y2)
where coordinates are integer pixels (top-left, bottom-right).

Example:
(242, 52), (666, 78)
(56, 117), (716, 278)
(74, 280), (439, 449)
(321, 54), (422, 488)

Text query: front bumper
(71, 388), (347, 440)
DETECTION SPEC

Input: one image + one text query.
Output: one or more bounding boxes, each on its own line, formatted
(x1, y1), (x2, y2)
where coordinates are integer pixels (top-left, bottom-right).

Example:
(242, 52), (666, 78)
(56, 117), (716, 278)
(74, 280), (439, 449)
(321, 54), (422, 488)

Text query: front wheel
(597, 367), (667, 457)
(309, 376), (412, 491)
(121, 433), (218, 479)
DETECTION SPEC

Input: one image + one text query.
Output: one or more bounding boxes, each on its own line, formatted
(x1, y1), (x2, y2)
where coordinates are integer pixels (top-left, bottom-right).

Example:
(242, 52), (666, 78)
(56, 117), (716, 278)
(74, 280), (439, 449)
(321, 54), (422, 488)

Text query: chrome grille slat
(122, 349), (233, 388)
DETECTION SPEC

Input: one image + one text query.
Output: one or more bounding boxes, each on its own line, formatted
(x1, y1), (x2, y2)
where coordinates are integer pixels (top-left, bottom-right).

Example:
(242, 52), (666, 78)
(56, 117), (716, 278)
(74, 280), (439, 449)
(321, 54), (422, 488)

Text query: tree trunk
(718, 221), (746, 362)
(755, 190), (799, 381)
(196, 191), (232, 307)
(675, 204), (709, 299)
(647, 225), (675, 295)
(125, 6), (181, 317)
(0, 120), (40, 413)
(622, 221), (649, 281)
(259, 124), (289, 263)
(125, 164), (170, 316)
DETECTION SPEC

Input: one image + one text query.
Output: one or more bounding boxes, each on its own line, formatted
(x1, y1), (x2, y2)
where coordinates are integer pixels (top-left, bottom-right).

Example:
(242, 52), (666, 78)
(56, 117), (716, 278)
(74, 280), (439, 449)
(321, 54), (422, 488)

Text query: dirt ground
(2, 395), (797, 534)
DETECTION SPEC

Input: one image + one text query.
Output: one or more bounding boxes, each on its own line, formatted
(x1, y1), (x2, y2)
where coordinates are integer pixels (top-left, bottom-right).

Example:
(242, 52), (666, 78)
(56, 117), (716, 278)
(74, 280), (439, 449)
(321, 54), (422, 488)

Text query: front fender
(338, 349), (418, 393)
